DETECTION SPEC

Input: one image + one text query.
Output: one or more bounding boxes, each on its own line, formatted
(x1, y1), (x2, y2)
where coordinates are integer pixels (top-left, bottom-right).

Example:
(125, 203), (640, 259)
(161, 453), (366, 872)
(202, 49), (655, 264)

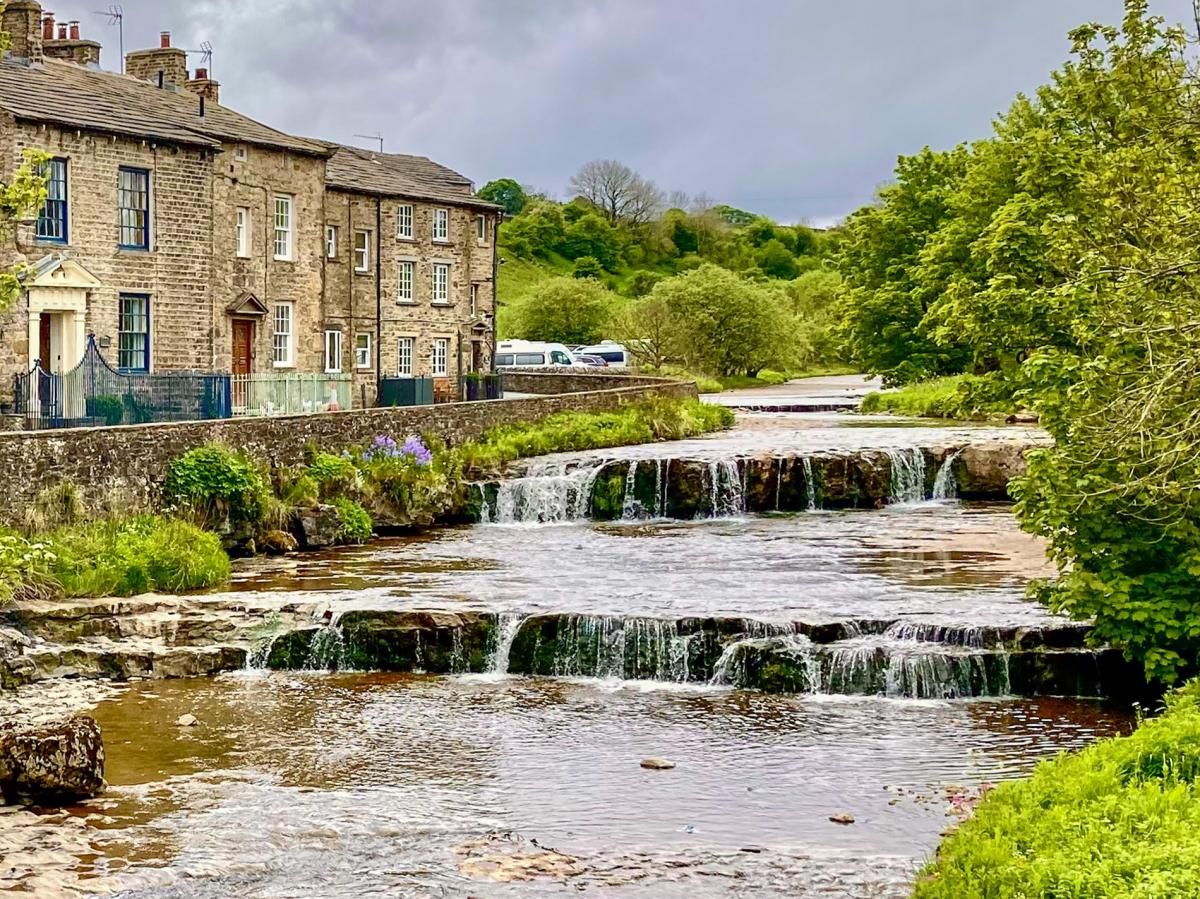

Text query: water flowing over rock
(931, 450), (963, 501)
(0, 714), (105, 805)
(492, 460), (605, 524)
(887, 448), (927, 504)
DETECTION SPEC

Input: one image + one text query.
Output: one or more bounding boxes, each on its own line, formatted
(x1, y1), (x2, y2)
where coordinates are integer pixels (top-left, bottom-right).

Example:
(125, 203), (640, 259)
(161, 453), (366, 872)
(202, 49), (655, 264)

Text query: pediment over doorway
(22, 254), (102, 290)
(226, 291), (269, 316)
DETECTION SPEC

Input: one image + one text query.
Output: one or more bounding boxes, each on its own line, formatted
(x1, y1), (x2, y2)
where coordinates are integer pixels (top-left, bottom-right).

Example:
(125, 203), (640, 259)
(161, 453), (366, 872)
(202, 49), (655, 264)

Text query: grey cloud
(50, 0), (1198, 222)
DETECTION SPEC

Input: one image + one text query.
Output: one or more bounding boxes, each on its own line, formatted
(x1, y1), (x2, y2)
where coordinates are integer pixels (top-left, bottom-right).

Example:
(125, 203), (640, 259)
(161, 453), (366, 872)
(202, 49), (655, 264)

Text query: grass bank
(861, 374), (1020, 420)
(0, 397), (733, 604)
(916, 683), (1200, 898)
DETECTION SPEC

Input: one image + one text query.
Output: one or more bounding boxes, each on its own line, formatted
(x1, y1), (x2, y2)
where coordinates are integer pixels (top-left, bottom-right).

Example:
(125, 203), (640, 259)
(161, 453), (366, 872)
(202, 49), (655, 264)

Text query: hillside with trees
(479, 161), (846, 379)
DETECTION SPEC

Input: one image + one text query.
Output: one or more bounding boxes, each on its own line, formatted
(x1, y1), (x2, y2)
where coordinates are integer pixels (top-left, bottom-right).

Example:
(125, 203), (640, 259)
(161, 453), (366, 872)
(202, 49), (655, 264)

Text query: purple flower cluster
(362, 434), (433, 467)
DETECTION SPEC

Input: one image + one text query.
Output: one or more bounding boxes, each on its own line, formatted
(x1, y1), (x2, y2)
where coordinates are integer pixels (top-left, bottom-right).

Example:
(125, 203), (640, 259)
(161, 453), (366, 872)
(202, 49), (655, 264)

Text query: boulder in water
(297, 504), (342, 549)
(261, 529), (299, 555)
(0, 714), (105, 805)
(174, 714), (199, 728)
(640, 757), (676, 770)
(829, 812), (855, 825)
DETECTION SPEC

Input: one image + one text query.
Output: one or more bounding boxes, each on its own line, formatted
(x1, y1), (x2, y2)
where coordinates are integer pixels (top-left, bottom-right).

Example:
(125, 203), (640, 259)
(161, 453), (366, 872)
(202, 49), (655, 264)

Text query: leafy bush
(916, 684), (1200, 898)
(0, 532), (57, 605)
(756, 369), (789, 386)
(332, 498), (372, 544)
(89, 395), (125, 426)
(48, 516), (229, 597)
(164, 445), (271, 532)
(306, 451), (360, 499)
(572, 256), (605, 279)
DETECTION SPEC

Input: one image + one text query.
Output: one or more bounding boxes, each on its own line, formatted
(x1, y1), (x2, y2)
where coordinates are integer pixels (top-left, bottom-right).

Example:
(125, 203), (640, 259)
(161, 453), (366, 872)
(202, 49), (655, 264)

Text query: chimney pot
(160, 31), (170, 48)
(195, 67), (207, 80)
(56, 23), (66, 40)
(68, 21), (79, 40)
(42, 13), (55, 40)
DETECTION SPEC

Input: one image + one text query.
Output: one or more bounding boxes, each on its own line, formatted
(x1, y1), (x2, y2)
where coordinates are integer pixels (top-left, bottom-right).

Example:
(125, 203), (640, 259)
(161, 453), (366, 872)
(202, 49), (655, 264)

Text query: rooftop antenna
(354, 133), (384, 153)
(93, 5), (123, 72)
(196, 40), (213, 77)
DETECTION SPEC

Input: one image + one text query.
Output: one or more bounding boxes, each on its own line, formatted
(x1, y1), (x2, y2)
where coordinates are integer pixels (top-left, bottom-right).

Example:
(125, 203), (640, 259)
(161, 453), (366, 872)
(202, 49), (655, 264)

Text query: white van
(494, 340), (579, 368)
(577, 341), (629, 369)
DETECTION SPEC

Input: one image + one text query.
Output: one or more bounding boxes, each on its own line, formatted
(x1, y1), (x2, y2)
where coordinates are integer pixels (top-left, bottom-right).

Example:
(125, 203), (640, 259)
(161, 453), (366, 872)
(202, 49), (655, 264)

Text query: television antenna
(196, 40), (213, 76)
(93, 5), (123, 72)
(354, 133), (384, 153)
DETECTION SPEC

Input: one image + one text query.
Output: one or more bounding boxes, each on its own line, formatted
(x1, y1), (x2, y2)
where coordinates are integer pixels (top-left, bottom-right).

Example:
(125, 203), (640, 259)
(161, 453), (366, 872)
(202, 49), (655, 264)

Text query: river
(1, 413), (1131, 899)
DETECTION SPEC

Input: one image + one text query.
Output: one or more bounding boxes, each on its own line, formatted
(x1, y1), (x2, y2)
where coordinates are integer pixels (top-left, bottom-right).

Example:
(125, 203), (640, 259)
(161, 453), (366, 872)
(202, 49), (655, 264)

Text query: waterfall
(931, 450), (963, 501)
(620, 461), (642, 520)
(491, 460), (605, 524)
(801, 456), (817, 511)
(303, 619), (347, 671)
(653, 459), (667, 518)
(820, 634), (1011, 699)
(705, 459), (745, 518)
(476, 484), (492, 524)
(887, 448), (927, 504)
(245, 632), (279, 671)
(488, 614), (525, 675)
(774, 457), (785, 511)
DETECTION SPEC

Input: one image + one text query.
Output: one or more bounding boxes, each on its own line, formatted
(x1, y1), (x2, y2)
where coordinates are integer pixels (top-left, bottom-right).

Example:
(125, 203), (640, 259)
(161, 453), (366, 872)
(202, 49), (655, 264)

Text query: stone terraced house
(0, 0), (498, 407)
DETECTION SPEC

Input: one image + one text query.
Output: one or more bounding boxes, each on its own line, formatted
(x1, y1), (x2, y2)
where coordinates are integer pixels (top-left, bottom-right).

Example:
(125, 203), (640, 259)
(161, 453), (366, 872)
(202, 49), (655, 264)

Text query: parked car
(494, 340), (579, 368)
(576, 341), (629, 368)
(573, 353), (608, 367)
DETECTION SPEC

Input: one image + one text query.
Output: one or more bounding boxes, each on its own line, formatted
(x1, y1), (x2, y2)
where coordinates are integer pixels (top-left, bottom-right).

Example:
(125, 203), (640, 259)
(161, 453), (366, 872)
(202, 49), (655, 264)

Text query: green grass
(916, 682), (1200, 898)
(46, 516), (230, 597)
(454, 398), (734, 478)
(861, 374), (1017, 419)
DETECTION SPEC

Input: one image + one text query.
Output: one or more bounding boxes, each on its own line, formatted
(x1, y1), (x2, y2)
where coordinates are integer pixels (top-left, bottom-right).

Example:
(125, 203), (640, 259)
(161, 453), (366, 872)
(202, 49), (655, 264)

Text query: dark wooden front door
(471, 340), (484, 373)
(232, 320), (253, 375)
(38, 313), (52, 373)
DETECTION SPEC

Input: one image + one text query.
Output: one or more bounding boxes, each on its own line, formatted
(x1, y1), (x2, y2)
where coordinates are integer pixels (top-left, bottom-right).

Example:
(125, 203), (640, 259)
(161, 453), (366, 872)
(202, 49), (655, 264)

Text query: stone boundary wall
(0, 379), (697, 522)
(501, 370), (691, 395)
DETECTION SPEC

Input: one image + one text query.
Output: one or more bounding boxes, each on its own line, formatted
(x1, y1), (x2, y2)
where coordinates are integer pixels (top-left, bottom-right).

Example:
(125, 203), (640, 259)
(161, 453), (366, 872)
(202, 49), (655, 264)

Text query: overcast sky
(49, 0), (1197, 225)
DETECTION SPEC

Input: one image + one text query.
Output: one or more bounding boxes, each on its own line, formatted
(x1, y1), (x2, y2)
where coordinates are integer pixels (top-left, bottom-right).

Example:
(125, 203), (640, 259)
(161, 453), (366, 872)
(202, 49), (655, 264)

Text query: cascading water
(801, 456), (817, 511)
(931, 450), (963, 501)
(303, 614), (348, 671)
(620, 461), (644, 520)
(476, 484), (492, 524)
(491, 460), (605, 524)
(488, 613), (525, 675)
(705, 459), (745, 518)
(653, 459), (667, 518)
(887, 448), (927, 504)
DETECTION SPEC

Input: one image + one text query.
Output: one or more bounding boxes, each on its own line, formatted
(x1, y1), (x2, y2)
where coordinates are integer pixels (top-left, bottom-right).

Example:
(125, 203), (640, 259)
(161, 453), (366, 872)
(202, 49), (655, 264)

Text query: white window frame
(470, 282), (479, 317)
(476, 213), (487, 244)
(324, 329), (342, 373)
(396, 204), (414, 240)
(432, 262), (451, 305)
(397, 337), (414, 377)
(432, 337), (449, 377)
(273, 195), (293, 261)
(354, 333), (372, 369)
(432, 207), (449, 242)
(354, 229), (371, 273)
(272, 301), (294, 368)
(397, 259), (415, 303)
(234, 145), (248, 162)
(236, 207), (250, 258)
(326, 225), (338, 259)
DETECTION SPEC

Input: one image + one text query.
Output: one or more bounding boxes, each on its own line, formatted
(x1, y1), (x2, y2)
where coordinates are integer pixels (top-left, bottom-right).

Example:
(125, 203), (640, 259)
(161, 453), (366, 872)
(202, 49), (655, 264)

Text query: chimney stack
(126, 31), (188, 89)
(41, 10), (102, 67)
(185, 66), (220, 104)
(2, 0), (45, 64)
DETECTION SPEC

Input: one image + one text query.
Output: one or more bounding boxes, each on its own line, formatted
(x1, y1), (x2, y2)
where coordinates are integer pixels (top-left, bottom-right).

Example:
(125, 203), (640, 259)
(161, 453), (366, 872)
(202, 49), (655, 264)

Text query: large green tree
(509, 276), (620, 345)
(477, 178), (528, 217)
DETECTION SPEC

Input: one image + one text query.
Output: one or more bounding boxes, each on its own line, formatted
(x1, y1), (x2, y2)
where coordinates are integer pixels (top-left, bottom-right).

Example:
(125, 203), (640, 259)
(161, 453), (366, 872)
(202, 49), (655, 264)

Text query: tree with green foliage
(835, 146), (972, 385)
(650, 264), (793, 376)
(477, 178), (528, 216)
(509, 276), (620, 345)
(571, 256), (604, 279)
(627, 270), (665, 298)
(756, 238), (800, 280)
(560, 212), (620, 269)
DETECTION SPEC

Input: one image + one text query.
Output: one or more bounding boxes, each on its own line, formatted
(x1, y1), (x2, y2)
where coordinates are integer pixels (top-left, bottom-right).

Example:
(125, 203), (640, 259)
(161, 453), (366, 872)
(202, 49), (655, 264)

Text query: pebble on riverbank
(640, 758), (676, 770)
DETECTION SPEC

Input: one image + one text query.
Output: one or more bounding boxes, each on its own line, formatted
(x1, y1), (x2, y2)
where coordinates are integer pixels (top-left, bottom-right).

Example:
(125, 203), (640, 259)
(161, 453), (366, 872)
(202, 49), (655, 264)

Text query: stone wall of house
(0, 379), (697, 522)
(322, 191), (496, 407)
(2, 117), (215, 380)
(209, 146), (329, 377)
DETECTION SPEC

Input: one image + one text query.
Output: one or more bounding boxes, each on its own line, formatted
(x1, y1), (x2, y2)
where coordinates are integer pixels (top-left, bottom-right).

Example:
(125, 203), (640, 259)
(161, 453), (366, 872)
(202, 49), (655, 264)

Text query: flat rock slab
(0, 714), (105, 805)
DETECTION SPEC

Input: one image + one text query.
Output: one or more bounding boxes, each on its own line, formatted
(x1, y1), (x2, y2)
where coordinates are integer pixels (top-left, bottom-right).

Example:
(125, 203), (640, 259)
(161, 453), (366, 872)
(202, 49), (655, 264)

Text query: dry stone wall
(0, 378), (696, 522)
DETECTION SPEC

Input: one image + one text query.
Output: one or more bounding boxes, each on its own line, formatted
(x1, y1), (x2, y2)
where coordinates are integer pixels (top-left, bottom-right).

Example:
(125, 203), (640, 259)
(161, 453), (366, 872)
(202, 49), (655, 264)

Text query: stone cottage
(0, 0), (498, 406)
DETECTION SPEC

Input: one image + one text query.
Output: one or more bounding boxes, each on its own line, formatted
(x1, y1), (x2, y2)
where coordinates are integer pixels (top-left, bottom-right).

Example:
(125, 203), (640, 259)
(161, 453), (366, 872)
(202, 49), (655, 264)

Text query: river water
(3, 414), (1131, 899)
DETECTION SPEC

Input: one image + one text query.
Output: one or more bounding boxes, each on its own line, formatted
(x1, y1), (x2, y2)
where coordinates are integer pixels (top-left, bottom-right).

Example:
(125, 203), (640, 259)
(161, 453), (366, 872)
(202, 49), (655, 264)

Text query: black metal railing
(13, 335), (232, 430)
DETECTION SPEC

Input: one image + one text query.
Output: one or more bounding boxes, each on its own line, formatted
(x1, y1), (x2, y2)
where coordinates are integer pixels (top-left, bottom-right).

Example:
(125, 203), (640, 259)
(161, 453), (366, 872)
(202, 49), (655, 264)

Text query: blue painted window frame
(36, 158), (68, 243)
(118, 293), (151, 372)
(117, 167), (150, 250)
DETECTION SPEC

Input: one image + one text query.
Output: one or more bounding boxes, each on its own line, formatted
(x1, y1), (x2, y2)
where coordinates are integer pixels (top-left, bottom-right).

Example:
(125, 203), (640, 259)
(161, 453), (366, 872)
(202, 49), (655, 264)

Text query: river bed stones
(0, 714), (105, 805)
(640, 758), (676, 770)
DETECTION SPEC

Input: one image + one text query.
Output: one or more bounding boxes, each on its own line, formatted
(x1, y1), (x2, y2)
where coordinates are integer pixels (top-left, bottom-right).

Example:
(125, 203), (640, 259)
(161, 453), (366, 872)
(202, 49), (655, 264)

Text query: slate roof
(325, 144), (501, 210)
(0, 57), (330, 156)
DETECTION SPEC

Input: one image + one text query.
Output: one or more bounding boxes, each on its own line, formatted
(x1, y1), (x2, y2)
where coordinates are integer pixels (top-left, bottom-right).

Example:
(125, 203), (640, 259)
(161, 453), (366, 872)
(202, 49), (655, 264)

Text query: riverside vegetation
(0, 399), (732, 607)
(835, 2), (1200, 893)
